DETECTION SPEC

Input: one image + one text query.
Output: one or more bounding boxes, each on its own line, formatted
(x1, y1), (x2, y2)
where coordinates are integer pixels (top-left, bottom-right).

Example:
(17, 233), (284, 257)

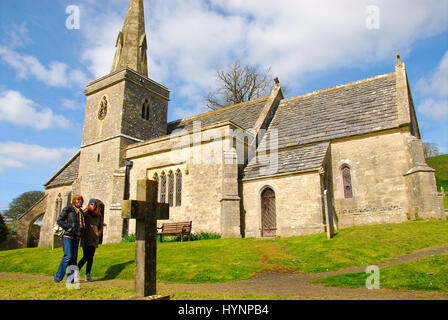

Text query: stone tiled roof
(243, 142), (330, 180)
(44, 151), (80, 189)
(167, 96), (269, 133)
(266, 73), (398, 149)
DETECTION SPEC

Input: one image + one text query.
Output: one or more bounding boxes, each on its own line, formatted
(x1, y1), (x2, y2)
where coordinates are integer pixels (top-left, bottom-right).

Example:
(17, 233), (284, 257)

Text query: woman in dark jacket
(78, 199), (103, 282)
(54, 195), (85, 283)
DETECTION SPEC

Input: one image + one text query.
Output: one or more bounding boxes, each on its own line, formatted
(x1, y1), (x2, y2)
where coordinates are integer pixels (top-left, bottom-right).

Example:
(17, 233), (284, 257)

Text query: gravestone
(122, 179), (169, 299)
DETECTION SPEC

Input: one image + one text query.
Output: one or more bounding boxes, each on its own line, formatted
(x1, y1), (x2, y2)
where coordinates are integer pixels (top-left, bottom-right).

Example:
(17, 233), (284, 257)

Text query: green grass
(312, 254), (448, 292)
(1, 221), (447, 284)
(0, 279), (134, 300)
(427, 154), (448, 208)
(0, 279), (295, 300)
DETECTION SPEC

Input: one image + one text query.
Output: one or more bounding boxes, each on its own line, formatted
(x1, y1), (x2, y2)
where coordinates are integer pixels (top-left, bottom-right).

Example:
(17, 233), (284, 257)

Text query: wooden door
(261, 188), (277, 237)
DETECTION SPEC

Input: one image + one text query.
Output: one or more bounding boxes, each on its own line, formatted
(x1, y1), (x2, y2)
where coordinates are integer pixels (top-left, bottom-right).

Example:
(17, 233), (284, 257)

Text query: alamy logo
(366, 5), (380, 30)
(66, 5), (80, 30)
(365, 265), (380, 289)
(66, 265), (80, 290)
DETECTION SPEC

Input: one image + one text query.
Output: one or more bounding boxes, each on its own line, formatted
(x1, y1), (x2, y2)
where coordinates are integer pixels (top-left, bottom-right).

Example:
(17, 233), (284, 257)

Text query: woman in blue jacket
(54, 195), (86, 283)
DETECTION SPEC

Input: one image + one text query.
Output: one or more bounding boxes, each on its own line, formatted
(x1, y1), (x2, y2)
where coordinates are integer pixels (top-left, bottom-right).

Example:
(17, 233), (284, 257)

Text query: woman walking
(54, 195), (85, 283)
(78, 199), (103, 282)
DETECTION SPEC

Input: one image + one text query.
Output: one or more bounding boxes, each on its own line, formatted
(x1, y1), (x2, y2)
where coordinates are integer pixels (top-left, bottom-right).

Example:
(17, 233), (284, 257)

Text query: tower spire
(110, 0), (148, 77)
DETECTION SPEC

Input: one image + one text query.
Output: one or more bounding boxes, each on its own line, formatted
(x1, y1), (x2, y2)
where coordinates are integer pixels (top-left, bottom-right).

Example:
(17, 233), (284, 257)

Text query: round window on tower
(98, 96), (108, 120)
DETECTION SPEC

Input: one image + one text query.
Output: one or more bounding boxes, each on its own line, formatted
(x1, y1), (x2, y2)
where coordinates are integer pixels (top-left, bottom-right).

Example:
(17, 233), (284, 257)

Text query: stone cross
(122, 179), (169, 298)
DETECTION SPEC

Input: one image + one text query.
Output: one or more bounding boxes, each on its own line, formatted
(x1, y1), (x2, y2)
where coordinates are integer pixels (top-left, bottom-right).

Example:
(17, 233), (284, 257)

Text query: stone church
(17, 0), (445, 248)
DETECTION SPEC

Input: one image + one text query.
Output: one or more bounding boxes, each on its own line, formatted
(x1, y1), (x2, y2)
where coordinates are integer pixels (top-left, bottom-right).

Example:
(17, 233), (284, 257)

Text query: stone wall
(404, 136), (444, 220)
(241, 172), (325, 238)
(126, 122), (242, 237)
(78, 69), (169, 244)
(330, 131), (411, 228)
(17, 194), (48, 248)
(38, 186), (73, 247)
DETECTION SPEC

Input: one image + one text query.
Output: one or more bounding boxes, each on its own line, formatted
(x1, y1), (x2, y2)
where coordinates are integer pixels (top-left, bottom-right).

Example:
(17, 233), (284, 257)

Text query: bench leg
(181, 234), (183, 242)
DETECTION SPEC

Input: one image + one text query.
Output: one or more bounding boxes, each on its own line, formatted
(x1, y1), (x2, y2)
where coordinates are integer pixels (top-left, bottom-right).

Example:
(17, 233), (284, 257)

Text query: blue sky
(0, 0), (447, 209)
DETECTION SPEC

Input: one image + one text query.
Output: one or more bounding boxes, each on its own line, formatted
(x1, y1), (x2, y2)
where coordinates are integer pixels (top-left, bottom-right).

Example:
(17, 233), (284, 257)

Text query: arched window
(54, 193), (62, 222)
(142, 99), (150, 120)
(141, 103), (146, 119)
(176, 171), (182, 206)
(160, 173), (166, 203)
(153, 174), (159, 201)
(342, 166), (353, 199)
(168, 172), (174, 207)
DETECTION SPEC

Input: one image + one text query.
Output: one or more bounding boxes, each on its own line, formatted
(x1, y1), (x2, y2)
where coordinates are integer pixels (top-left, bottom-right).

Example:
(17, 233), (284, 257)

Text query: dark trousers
(78, 246), (96, 274)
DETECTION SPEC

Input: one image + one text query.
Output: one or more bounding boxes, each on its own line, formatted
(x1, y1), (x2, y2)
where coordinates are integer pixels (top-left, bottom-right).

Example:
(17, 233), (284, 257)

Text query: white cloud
(76, 0), (448, 119)
(0, 90), (71, 130)
(5, 21), (32, 49)
(61, 98), (83, 110)
(0, 142), (78, 173)
(0, 46), (90, 88)
(417, 50), (448, 98)
(416, 50), (448, 121)
(417, 98), (448, 121)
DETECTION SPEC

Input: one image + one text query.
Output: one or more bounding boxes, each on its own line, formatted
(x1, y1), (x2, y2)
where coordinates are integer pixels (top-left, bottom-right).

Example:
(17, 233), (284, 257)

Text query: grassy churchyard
(427, 154), (448, 209)
(0, 220), (447, 300)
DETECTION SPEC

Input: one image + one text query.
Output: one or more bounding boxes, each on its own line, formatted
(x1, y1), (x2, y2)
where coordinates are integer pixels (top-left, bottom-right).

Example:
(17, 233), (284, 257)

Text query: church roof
(44, 151), (80, 189)
(167, 96), (270, 133)
(267, 72), (398, 150)
(242, 72), (398, 180)
(243, 142), (330, 180)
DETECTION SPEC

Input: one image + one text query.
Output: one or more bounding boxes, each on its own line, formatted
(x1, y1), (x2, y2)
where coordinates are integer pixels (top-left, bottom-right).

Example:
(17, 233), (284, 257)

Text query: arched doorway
(17, 194), (47, 248)
(28, 215), (44, 247)
(261, 188), (276, 237)
(96, 200), (105, 245)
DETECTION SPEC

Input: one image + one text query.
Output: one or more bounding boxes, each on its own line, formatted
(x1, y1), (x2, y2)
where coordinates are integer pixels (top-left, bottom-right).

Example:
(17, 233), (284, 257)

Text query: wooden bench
(157, 221), (192, 242)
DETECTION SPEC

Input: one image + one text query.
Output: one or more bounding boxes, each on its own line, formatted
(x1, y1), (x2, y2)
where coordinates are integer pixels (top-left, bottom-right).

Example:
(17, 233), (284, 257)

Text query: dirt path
(2, 244), (448, 300)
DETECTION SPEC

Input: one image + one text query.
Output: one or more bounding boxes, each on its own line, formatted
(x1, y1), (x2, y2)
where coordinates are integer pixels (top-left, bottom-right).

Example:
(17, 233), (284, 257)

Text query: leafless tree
(206, 61), (273, 110)
(423, 142), (441, 159)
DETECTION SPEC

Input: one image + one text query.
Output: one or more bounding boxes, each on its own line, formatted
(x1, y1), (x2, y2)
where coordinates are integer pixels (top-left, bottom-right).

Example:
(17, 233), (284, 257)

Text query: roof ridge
(168, 95), (270, 125)
(44, 150), (80, 187)
(280, 72), (395, 104)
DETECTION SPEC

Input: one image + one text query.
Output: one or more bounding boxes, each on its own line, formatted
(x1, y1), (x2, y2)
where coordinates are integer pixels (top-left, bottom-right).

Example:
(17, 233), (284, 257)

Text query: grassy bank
(0, 221), (447, 284)
(427, 154), (448, 208)
(312, 254), (448, 292)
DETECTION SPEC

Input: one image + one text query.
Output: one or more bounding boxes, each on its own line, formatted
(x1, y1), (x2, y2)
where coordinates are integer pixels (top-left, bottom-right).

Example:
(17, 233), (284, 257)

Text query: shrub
(0, 214), (8, 243)
(121, 233), (136, 243)
(122, 231), (221, 243)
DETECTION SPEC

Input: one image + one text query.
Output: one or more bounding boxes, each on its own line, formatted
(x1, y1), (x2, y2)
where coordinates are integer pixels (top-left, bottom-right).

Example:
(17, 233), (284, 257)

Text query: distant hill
(426, 154), (448, 208)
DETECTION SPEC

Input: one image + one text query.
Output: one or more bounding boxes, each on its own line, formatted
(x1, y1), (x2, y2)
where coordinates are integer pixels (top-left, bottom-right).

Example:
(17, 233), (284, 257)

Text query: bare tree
(423, 142), (441, 159)
(207, 61), (273, 110)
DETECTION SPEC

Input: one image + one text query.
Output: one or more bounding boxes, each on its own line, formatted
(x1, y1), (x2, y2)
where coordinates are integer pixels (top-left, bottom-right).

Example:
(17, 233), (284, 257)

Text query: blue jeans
(54, 237), (79, 282)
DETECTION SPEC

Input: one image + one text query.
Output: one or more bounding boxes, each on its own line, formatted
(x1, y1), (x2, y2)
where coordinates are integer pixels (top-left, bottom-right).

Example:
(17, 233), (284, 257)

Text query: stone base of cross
(122, 179), (169, 299)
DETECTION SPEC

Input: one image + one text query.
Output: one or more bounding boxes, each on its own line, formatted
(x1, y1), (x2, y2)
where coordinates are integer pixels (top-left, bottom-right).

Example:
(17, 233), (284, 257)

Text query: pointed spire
(396, 51), (404, 68)
(111, 0), (148, 77)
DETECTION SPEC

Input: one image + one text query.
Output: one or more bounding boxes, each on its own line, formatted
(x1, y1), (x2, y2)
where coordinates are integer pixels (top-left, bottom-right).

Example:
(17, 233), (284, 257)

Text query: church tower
(77, 0), (169, 243)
